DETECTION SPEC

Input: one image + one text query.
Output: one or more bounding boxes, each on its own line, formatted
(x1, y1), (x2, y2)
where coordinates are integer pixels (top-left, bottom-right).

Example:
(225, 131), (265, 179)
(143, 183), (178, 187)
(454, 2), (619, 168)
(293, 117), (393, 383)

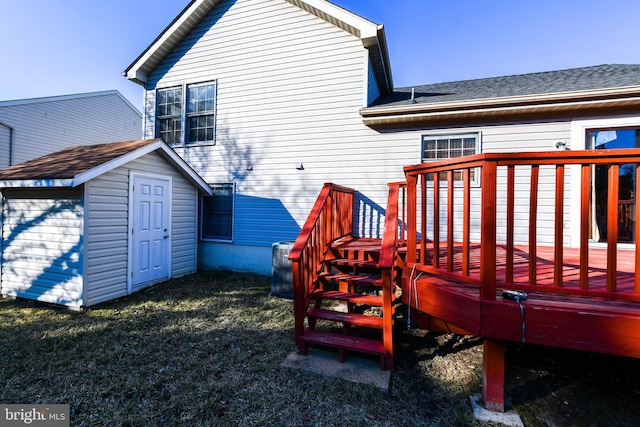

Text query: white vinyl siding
(139, 0), (584, 274)
(83, 170), (130, 306)
(144, 0), (373, 256)
(408, 122), (573, 246)
(84, 152), (198, 306)
(0, 125), (11, 168)
(0, 92), (142, 166)
(1, 189), (83, 308)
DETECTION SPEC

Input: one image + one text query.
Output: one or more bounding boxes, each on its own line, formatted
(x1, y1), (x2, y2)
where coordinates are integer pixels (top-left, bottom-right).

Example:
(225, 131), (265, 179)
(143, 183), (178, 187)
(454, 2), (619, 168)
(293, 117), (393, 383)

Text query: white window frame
(155, 80), (217, 147)
(421, 132), (481, 186)
(200, 183), (234, 242)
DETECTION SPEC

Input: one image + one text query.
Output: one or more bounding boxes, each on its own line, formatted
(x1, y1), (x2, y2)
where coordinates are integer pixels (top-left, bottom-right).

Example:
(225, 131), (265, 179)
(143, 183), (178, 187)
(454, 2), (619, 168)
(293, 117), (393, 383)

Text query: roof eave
(0, 179), (74, 188)
(361, 86), (640, 129)
(123, 0), (221, 86)
(73, 139), (212, 195)
(124, 0), (393, 94)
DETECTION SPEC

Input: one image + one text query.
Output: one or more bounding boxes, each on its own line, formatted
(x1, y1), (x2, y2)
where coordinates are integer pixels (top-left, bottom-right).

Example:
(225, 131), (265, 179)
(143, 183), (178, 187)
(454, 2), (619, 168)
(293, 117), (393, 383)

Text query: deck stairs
(297, 236), (400, 369)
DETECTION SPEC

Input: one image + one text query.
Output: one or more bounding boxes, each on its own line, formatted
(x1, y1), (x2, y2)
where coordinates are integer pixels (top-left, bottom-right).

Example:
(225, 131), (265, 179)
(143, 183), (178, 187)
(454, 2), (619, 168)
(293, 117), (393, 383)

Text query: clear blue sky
(2, 0), (640, 111)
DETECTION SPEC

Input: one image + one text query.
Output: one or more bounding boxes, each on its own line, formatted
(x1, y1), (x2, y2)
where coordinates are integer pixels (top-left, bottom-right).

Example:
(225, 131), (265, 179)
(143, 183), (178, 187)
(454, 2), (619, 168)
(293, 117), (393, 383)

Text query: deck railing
(403, 148), (640, 302)
(289, 183), (354, 345)
(378, 182), (406, 368)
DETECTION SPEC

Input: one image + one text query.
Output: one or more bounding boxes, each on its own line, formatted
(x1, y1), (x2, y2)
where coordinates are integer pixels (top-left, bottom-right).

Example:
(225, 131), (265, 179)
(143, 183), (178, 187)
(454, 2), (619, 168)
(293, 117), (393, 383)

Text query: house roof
(123, 0), (393, 94)
(361, 64), (640, 128)
(0, 139), (212, 194)
(0, 90), (141, 117)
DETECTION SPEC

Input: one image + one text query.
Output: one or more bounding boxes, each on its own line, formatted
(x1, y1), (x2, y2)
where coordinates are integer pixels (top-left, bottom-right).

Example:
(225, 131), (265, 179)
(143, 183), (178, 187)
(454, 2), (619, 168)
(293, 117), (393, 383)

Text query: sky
(2, 0), (640, 112)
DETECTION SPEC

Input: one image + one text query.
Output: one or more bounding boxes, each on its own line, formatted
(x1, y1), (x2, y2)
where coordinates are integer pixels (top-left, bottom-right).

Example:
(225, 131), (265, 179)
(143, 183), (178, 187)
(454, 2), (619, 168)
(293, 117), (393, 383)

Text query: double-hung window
(421, 133), (480, 184)
(156, 81), (216, 146)
(156, 87), (183, 145)
(201, 183), (234, 241)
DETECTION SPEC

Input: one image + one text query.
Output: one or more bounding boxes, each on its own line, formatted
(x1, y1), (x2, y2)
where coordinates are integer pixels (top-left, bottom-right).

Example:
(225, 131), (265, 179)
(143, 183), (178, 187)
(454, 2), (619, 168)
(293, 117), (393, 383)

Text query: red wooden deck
(403, 243), (640, 357)
(400, 149), (640, 411)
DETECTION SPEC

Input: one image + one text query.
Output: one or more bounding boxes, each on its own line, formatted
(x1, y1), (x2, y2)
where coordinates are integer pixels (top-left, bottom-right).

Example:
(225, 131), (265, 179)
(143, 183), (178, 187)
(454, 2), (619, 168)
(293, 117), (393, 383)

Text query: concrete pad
(469, 394), (524, 427)
(282, 348), (391, 391)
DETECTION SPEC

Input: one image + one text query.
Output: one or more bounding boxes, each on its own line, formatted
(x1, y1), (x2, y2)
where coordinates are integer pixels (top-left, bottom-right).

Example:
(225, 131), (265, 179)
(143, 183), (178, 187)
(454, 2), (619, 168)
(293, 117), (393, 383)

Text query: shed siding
(1, 189), (83, 308)
(0, 92), (142, 165)
(139, 0), (591, 274)
(84, 173), (129, 306)
(84, 151), (198, 306)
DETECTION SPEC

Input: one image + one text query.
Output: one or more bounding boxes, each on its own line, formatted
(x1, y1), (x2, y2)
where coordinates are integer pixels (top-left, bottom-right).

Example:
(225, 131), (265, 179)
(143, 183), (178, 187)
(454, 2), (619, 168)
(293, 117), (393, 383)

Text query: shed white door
(131, 174), (171, 290)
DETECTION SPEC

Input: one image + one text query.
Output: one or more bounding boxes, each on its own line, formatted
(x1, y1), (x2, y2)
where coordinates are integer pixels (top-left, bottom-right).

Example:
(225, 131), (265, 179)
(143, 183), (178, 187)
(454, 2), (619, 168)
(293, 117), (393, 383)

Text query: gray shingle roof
(370, 64), (640, 108)
(0, 139), (157, 181)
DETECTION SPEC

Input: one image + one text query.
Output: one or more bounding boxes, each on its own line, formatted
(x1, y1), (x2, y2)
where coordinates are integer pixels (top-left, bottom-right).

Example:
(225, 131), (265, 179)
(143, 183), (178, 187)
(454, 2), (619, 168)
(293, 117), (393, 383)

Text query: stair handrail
(379, 182), (406, 270)
(289, 183), (355, 347)
(378, 181), (405, 369)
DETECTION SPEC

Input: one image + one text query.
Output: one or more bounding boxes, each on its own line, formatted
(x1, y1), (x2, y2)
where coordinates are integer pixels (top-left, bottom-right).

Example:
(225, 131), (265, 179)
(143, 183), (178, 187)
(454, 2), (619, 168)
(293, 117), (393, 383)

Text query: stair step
(312, 290), (383, 306)
(319, 272), (382, 286)
(301, 328), (385, 356)
(329, 259), (379, 269)
(307, 307), (384, 329)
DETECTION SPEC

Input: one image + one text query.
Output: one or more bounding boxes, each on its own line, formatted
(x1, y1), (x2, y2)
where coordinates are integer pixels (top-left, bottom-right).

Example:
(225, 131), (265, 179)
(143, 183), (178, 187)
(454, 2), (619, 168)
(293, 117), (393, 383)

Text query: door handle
(164, 234), (169, 239)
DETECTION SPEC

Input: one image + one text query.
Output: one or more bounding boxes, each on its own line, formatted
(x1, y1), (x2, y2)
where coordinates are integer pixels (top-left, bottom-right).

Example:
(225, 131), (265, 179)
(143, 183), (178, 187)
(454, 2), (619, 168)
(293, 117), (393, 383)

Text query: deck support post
(482, 339), (505, 412)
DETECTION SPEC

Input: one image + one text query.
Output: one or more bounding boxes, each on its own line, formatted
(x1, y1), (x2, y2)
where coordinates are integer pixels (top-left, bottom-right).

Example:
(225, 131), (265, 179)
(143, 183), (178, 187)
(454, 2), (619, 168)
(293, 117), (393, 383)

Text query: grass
(1, 271), (640, 426)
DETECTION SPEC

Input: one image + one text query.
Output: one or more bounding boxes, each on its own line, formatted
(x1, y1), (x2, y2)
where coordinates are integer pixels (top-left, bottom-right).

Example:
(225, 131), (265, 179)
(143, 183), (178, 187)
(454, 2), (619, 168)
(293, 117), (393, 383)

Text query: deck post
(482, 339), (505, 412)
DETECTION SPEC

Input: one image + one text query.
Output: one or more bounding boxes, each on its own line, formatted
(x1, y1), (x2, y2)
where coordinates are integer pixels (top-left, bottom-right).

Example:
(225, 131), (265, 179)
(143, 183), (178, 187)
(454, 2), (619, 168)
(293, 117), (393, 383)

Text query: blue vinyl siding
(367, 60), (381, 106)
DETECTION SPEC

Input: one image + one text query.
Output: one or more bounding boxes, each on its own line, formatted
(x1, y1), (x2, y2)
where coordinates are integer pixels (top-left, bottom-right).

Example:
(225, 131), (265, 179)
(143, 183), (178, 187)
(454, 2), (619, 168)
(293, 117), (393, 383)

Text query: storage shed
(0, 139), (212, 309)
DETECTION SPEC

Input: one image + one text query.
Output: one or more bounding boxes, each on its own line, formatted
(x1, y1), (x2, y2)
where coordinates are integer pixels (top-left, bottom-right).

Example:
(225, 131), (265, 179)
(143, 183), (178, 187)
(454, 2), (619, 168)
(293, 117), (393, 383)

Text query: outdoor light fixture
(246, 165), (253, 171)
(555, 141), (568, 150)
(295, 163), (304, 170)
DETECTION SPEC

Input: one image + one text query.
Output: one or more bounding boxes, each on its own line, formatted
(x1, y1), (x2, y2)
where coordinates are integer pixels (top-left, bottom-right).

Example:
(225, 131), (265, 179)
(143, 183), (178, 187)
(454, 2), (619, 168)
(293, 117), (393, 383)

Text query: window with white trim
(421, 133), (480, 184)
(201, 183), (234, 241)
(156, 81), (216, 146)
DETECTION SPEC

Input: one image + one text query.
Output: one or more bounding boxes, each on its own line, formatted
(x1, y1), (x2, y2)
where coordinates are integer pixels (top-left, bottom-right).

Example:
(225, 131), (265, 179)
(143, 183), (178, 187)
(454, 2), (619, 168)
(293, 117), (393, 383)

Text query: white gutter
(361, 85), (640, 128)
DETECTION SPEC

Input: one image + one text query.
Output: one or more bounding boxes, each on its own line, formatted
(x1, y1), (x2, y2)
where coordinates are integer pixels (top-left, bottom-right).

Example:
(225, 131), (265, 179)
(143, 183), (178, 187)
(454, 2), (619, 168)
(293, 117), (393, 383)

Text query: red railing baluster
(506, 165), (515, 283)
(447, 170), (454, 272)
(636, 164), (640, 294)
(463, 168), (471, 276)
(607, 165), (619, 292)
(433, 173), (440, 269)
(554, 165), (565, 288)
(529, 165), (539, 286)
(580, 164), (591, 290)
(421, 174), (427, 265)
(407, 175), (417, 264)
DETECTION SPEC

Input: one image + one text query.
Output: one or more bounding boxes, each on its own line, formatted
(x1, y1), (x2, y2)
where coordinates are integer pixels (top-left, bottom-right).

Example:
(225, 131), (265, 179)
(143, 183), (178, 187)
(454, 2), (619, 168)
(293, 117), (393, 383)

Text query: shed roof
(0, 139), (212, 194)
(361, 64), (640, 128)
(123, 0), (393, 94)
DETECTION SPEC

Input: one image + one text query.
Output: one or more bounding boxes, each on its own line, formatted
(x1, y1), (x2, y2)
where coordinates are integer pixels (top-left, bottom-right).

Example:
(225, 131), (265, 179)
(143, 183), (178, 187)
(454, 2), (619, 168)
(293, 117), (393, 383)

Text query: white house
(0, 90), (142, 167)
(0, 139), (211, 309)
(123, 0), (640, 275)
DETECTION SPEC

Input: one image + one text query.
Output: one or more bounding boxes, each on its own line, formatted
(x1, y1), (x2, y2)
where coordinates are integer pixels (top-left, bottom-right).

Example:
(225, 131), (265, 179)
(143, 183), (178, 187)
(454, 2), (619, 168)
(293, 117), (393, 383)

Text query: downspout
(0, 121), (14, 166)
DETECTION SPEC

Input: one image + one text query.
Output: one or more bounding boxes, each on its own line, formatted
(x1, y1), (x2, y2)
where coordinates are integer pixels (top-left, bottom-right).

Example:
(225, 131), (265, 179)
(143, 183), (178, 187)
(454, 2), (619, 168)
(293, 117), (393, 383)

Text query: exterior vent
(272, 241), (295, 299)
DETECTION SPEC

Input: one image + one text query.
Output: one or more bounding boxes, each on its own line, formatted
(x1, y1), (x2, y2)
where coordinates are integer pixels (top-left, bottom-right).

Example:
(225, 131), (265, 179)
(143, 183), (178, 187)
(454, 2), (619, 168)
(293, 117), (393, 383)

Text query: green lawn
(2, 271), (640, 426)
